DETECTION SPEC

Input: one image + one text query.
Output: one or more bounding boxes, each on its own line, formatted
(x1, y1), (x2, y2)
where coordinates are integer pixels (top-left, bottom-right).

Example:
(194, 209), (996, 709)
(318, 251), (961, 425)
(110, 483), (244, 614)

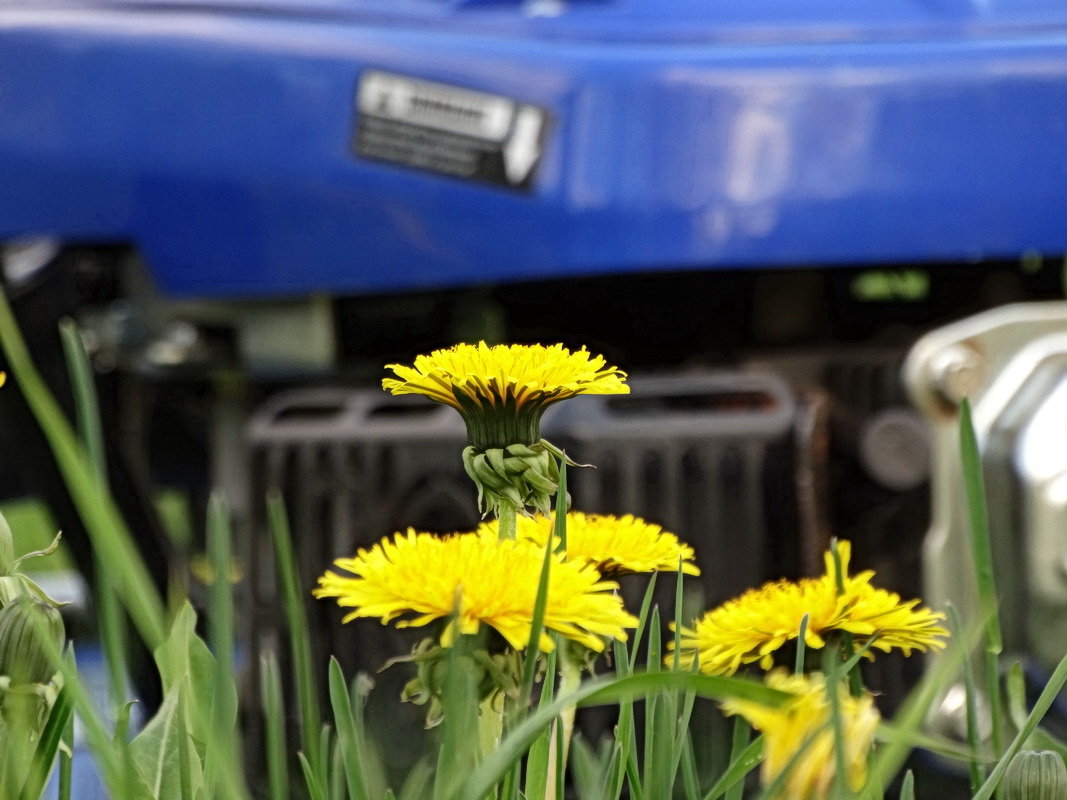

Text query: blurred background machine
(3, 0), (1067, 786)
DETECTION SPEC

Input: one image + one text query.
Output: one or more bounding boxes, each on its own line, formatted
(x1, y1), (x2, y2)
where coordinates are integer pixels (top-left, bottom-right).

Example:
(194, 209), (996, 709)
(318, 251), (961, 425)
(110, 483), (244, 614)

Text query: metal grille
(544, 372), (797, 605)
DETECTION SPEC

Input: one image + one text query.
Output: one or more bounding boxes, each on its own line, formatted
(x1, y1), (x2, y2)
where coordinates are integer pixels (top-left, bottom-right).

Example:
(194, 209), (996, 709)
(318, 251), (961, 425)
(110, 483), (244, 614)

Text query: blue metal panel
(2, 3), (1067, 298)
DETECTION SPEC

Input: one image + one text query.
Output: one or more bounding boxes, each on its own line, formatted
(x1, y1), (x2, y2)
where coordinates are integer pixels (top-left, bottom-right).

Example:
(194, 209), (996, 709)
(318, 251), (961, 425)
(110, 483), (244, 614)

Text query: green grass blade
(568, 735), (605, 800)
(206, 494), (239, 793)
(642, 604), (660, 750)
(60, 318), (130, 714)
(317, 723), (333, 796)
(972, 648), (1067, 800)
(456, 671), (791, 800)
(523, 648), (558, 800)
(723, 717), (750, 800)
(959, 398), (1004, 759)
(0, 287), (166, 647)
(50, 646), (124, 790)
(266, 490), (321, 770)
(607, 640), (636, 800)
(898, 770), (915, 800)
(433, 628), (480, 800)
(328, 657), (371, 800)
(624, 751), (646, 800)
(874, 724), (989, 763)
(112, 700), (140, 800)
(679, 735), (701, 800)
(822, 647), (848, 800)
(628, 573), (659, 674)
(702, 735), (763, 800)
(260, 653), (291, 800)
(947, 604), (984, 792)
(17, 685), (73, 800)
(520, 460), (566, 710)
(668, 674), (699, 791)
(330, 737), (345, 800)
(398, 758), (434, 800)
(643, 607), (675, 798)
(299, 752), (329, 800)
(672, 559), (685, 672)
(795, 614), (810, 674)
(554, 712), (566, 800)
(57, 318), (105, 478)
(58, 710), (74, 800)
(578, 672), (792, 710)
(866, 614), (984, 790)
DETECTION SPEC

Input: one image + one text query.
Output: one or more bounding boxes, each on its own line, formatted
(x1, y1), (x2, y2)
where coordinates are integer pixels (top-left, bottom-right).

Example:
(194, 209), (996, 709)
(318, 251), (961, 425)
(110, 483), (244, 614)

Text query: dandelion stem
(497, 501), (518, 541)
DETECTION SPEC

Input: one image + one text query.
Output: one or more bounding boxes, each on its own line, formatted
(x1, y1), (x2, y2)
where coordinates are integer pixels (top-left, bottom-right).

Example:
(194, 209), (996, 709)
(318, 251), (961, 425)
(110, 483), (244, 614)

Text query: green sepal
(461, 439), (575, 517)
(1003, 750), (1067, 800)
(0, 598), (65, 686)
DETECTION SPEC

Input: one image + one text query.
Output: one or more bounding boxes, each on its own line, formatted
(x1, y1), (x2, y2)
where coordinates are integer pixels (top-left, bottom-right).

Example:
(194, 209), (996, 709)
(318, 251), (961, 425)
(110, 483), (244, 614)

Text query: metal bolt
(929, 343), (985, 405)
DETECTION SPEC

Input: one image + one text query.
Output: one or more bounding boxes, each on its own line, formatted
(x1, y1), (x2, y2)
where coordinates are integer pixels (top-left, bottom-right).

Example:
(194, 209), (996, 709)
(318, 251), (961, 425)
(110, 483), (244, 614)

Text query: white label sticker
(354, 70), (549, 191)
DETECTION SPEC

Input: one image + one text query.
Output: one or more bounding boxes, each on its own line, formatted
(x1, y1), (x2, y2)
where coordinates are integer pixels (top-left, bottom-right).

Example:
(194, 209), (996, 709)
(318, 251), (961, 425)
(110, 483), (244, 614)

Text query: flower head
(314, 530), (636, 653)
(479, 512), (700, 577)
(383, 343), (628, 447)
(383, 343), (628, 516)
(673, 540), (947, 675)
(722, 670), (880, 799)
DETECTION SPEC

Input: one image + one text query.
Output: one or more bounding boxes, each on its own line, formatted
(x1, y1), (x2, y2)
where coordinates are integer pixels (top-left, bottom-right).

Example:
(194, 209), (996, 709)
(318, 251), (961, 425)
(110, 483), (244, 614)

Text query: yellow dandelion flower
(826, 543), (949, 658)
(672, 540), (947, 675)
(478, 512), (700, 576)
(383, 342), (629, 516)
(382, 342), (628, 425)
(835, 576), (950, 657)
(673, 576), (847, 675)
(722, 670), (880, 799)
(314, 530), (637, 653)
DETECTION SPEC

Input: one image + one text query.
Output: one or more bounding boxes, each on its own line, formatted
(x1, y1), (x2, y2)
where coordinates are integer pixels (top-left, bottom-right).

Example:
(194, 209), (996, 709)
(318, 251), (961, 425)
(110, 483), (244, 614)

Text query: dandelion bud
(462, 441), (568, 518)
(1003, 750), (1067, 800)
(0, 599), (64, 685)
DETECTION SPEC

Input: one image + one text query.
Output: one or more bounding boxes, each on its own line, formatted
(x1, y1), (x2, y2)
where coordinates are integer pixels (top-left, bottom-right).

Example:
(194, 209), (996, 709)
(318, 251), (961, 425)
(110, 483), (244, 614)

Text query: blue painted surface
(2, 1), (1067, 298)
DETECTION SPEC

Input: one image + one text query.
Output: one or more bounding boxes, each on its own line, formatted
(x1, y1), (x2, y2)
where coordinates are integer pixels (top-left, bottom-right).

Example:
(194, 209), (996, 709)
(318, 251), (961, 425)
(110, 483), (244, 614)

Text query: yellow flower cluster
(314, 530), (637, 653)
(479, 512), (700, 577)
(722, 670), (880, 799)
(674, 541), (947, 675)
(382, 342), (629, 414)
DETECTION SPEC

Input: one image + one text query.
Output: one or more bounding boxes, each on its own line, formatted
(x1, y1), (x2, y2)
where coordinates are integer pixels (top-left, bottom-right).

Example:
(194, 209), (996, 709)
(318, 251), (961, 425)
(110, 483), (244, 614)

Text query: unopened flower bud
(1003, 750), (1067, 800)
(462, 440), (574, 518)
(0, 599), (64, 685)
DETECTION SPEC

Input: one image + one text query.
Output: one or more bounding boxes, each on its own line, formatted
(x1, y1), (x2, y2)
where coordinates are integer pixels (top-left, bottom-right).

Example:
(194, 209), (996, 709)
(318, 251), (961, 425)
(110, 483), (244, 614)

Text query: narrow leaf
(329, 657), (370, 800)
(267, 491), (321, 769)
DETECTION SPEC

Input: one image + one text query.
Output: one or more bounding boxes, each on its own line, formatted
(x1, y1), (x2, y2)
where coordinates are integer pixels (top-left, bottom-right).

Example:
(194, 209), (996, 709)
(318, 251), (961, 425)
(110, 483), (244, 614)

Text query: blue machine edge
(2, 3), (1067, 298)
